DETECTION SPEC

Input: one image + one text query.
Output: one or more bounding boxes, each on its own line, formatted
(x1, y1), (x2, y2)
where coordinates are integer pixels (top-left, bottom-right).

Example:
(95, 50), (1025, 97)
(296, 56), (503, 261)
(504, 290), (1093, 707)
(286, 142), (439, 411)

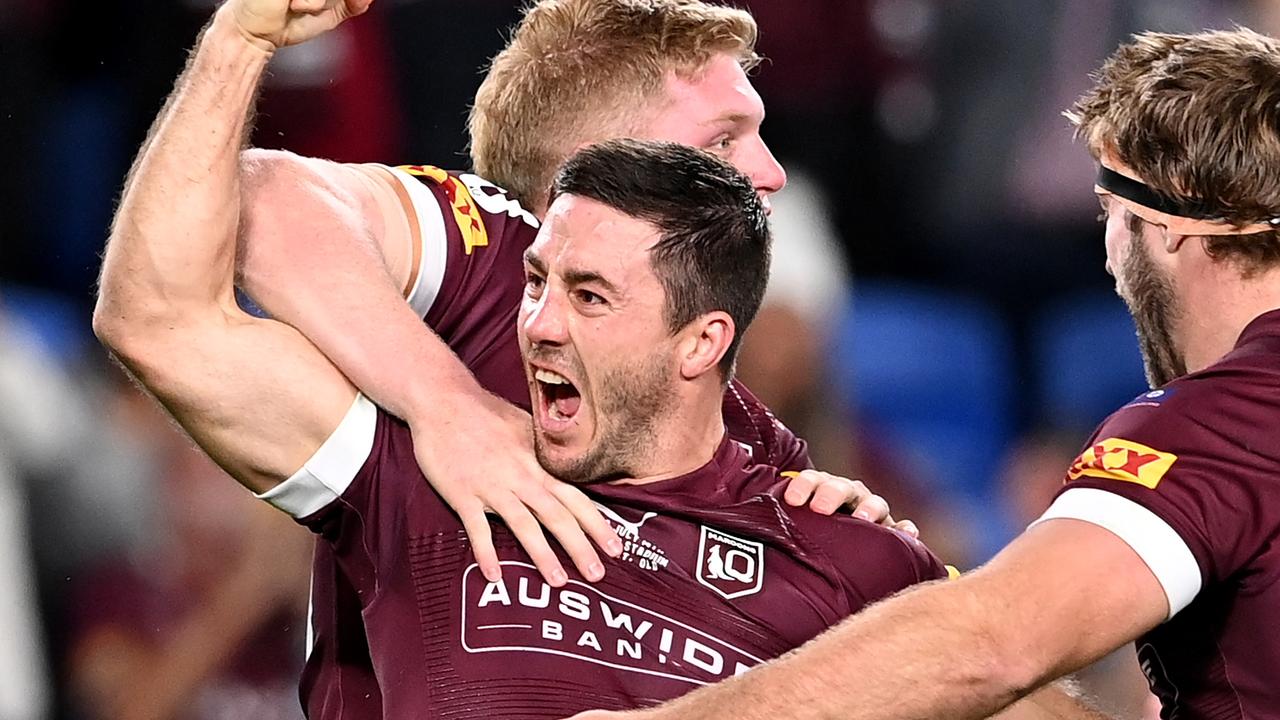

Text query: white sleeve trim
(1031, 487), (1202, 619)
(256, 395), (378, 518)
(385, 166), (449, 319)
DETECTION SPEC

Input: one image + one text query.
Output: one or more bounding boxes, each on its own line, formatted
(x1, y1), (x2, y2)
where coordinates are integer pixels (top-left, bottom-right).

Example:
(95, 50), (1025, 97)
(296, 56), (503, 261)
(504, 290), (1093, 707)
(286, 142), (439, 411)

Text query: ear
(677, 311), (735, 381)
(1162, 228), (1191, 253)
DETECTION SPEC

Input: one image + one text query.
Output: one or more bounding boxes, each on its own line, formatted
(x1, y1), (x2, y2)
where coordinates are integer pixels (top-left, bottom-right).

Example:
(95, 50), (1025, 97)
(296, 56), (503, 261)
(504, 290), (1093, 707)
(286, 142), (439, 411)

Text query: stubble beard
(1121, 231), (1187, 388)
(533, 349), (676, 484)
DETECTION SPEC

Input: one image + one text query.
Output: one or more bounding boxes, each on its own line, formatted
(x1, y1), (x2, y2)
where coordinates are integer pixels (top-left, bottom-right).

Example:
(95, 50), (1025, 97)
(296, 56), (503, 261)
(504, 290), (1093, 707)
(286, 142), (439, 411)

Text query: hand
(781, 469), (920, 539)
(223, 0), (375, 51)
(410, 390), (623, 585)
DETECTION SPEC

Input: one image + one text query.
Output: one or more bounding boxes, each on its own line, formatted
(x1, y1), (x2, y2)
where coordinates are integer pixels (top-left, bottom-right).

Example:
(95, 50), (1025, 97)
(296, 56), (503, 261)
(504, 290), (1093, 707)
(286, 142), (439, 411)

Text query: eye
(524, 271), (545, 297)
(574, 288), (606, 306)
(708, 135), (734, 153)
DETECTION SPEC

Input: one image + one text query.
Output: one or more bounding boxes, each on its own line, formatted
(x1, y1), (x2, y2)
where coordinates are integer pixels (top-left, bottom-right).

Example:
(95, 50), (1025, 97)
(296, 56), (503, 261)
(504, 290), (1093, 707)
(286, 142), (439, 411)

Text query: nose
(521, 288), (569, 348)
(749, 137), (787, 198)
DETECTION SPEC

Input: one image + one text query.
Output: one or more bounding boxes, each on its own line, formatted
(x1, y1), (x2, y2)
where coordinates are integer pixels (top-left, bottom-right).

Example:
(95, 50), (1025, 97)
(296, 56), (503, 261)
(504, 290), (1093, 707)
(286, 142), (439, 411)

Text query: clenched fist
(222, 0), (375, 51)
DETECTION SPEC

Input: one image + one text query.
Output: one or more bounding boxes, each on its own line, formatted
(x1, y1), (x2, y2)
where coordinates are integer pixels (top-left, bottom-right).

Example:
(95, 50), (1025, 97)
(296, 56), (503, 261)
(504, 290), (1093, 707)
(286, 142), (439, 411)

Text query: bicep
(116, 308), (358, 495)
(237, 150), (417, 308)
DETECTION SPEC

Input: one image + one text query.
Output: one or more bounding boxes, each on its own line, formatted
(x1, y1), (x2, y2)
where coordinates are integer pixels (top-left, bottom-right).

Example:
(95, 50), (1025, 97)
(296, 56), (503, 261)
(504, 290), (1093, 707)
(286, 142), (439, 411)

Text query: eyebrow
(523, 250), (547, 274)
(702, 111), (760, 127)
(563, 269), (621, 296)
(523, 250), (622, 295)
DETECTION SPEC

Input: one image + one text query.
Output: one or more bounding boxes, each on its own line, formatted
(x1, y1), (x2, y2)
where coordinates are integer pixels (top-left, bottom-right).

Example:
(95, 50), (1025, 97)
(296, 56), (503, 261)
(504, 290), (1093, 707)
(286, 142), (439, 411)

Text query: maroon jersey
(297, 167), (812, 719)
(1036, 310), (1280, 719)
(262, 399), (944, 719)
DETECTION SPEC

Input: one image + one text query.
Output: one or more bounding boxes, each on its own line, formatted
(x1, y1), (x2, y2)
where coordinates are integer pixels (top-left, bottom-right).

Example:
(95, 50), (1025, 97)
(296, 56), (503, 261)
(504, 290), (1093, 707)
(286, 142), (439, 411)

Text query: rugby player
(573, 28), (1280, 720)
(222, 1), (907, 715)
(232, 0), (902, 591)
(92, 4), (954, 710)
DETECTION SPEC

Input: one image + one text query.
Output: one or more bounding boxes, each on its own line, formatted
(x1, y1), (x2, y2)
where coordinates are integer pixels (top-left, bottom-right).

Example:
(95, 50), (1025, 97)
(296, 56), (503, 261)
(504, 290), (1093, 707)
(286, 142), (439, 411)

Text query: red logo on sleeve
(398, 165), (490, 255)
(1067, 437), (1177, 489)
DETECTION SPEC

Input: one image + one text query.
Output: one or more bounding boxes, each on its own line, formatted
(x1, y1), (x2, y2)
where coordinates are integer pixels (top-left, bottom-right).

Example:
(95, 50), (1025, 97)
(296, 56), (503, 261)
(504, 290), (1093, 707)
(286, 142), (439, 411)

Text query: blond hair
(469, 0), (760, 212)
(1068, 29), (1280, 273)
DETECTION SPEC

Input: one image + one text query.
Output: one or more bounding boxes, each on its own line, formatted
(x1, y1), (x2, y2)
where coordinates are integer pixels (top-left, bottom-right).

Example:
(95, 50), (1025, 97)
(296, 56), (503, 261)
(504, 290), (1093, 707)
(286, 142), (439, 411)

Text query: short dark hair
(550, 138), (771, 377)
(1068, 28), (1280, 273)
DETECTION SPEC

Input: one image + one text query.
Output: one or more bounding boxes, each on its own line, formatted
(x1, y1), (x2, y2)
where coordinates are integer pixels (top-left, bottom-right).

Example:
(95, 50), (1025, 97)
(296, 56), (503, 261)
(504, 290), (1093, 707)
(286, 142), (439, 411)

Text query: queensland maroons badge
(696, 526), (765, 600)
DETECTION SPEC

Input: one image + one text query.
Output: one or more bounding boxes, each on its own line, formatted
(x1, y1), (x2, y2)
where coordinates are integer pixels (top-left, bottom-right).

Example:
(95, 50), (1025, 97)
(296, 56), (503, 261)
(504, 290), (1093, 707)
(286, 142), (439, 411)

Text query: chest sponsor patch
(696, 526), (765, 600)
(1067, 437), (1177, 489)
(461, 562), (763, 685)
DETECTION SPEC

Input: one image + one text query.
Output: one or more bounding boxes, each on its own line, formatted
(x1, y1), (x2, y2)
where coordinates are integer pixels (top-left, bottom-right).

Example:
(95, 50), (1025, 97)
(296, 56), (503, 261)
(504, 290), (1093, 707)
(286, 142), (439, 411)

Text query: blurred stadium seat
(1, 285), (91, 361)
(1031, 291), (1147, 431)
(830, 281), (1015, 505)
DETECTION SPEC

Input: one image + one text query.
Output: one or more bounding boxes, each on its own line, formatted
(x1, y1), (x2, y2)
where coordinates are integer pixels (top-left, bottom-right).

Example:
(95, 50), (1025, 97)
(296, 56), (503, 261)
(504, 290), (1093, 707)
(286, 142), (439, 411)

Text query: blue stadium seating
(1031, 292), (1147, 432)
(829, 281), (1016, 504)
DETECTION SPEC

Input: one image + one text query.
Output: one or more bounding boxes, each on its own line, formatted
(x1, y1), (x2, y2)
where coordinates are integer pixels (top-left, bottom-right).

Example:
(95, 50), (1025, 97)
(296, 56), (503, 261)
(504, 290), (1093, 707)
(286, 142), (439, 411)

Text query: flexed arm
(93, 0), (371, 492)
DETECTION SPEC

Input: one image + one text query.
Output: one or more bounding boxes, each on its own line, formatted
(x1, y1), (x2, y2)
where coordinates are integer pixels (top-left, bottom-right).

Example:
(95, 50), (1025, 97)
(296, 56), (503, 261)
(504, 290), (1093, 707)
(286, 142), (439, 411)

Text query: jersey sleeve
(780, 496), (949, 609)
(382, 165), (539, 331)
(253, 396), (433, 594)
(1031, 382), (1272, 619)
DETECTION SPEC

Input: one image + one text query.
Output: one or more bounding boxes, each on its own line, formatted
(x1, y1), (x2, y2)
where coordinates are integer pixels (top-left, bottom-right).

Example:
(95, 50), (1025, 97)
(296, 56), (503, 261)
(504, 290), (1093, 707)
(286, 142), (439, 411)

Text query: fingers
(550, 483), (625, 559)
(810, 476), (863, 515)
(524, 489), (606, 583)
(893, 518), (921, 539)
(289, 0), (327, 12)
(459, 505), (502, 582)
(848, 491), (891, 524)
(488, 494), (569, 586)
(781, 470), (819, 507)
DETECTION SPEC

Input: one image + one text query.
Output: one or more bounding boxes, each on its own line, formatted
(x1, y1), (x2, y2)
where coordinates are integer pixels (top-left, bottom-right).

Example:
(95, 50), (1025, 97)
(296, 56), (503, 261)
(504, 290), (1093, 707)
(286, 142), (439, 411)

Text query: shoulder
(765, 477), (949, 599)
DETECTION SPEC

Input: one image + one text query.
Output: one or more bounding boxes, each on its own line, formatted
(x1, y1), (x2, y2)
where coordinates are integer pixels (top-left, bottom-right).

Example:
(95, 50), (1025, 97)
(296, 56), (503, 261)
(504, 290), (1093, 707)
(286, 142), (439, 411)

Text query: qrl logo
(1067, 437), (1177, 489)
(696, 526), (764, 600)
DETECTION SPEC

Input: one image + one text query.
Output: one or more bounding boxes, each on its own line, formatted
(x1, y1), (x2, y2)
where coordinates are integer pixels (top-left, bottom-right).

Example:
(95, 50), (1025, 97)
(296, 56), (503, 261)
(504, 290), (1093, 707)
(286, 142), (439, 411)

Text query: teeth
(535, 369), (570, 385)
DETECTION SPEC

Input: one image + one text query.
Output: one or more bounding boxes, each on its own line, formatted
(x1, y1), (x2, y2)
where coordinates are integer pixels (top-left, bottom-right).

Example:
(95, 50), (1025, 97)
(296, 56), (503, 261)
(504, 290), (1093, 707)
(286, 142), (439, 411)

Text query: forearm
(96, 9), (266, 338)
(995, 682), (1116, 720)
(647, 579), (1029, 720)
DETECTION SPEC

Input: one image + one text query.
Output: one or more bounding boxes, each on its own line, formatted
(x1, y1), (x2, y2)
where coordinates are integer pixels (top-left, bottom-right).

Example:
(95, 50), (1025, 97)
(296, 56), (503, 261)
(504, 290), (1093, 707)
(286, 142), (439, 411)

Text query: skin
(519, 196), (733, 484)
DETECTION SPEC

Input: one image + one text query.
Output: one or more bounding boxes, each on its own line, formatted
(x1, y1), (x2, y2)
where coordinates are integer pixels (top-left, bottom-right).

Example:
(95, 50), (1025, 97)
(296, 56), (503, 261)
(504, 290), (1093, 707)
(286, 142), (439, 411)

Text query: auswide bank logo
(695, 526), (765, 600)
(461, 562), (763, 686)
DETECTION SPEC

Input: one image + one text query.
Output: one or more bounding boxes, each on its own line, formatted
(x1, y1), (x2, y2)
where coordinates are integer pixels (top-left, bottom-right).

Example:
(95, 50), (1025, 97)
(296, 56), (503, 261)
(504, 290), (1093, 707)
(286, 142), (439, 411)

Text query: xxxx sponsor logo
(461, 562), (762, 685)
(398, 165), (489, 255)
(1067, 437), (1177, 489)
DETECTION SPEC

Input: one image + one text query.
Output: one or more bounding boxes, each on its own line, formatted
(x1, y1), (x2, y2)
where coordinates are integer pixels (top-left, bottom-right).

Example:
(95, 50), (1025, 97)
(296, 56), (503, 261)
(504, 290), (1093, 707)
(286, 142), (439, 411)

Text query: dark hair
(1068, 28), (1280, 273)
(551, 138), (771, 377)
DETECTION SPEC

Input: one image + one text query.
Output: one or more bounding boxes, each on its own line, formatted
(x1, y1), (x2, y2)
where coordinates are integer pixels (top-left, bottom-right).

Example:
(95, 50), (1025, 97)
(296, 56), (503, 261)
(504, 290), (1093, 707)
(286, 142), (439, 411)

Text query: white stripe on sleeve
(1031, 487), (1202, 619)
(385, 166), (449, 319)
(256, 395), (378, 518)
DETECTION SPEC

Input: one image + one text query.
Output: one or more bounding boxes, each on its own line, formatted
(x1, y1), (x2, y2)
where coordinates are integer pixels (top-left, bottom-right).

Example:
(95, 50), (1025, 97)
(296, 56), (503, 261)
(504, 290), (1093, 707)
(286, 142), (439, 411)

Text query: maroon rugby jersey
(262, 399), (944, 719)
(1036, 309), (1280, 719)
(298, 167), (812, 719)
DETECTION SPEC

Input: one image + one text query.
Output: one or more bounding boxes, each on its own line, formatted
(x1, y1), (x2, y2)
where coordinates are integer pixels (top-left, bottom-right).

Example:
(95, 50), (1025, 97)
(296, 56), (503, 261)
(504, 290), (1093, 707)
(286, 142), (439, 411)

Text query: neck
(610, 384), (726, 486)
(1177, 262), (1280, 372)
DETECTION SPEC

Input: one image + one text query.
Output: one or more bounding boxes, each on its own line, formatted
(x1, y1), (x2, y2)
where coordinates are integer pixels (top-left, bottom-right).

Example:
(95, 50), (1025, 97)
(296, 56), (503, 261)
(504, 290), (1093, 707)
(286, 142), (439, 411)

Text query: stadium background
(0, 1), (1271, 718)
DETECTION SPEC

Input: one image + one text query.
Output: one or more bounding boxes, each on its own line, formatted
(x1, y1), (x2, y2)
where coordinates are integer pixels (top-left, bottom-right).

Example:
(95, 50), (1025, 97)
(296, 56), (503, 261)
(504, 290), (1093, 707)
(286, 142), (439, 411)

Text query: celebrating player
(232, 0), (908, 585)
(572, 27), (1280, 720)
(92, 0), (953, 710)
(223, 1), (909, 715)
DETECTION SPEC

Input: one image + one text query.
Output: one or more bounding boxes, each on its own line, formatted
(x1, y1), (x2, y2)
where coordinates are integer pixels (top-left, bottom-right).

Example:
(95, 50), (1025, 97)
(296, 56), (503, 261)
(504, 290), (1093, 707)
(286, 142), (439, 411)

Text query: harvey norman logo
(461, 562), (762, 685)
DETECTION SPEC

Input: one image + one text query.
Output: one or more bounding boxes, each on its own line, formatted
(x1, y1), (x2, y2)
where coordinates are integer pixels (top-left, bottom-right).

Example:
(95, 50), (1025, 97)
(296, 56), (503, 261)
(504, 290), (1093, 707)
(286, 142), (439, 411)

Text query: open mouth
(535, 368), (582, 426)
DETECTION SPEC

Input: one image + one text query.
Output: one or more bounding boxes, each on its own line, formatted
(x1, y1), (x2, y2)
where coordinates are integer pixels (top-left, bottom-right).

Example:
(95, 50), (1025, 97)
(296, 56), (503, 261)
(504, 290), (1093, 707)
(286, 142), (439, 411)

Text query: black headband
(1095, 166), (1221, 220)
